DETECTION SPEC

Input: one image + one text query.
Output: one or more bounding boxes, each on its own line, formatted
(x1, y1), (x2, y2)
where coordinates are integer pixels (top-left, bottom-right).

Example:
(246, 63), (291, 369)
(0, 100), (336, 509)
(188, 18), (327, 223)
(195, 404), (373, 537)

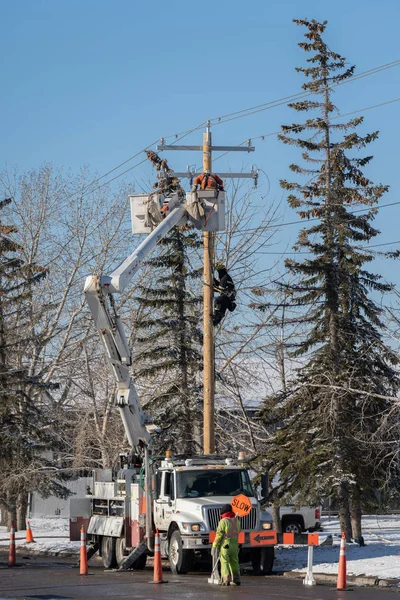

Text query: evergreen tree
(0, 198), (67, 525)
(134, 227), (203, 454)
(260, 19), (399, 540)
(134, 152), (203, 454)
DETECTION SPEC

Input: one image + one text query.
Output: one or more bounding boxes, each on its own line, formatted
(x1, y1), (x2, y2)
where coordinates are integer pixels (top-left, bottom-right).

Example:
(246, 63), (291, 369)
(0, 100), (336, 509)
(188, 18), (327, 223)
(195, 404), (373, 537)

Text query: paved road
(0, 554), (399, 600)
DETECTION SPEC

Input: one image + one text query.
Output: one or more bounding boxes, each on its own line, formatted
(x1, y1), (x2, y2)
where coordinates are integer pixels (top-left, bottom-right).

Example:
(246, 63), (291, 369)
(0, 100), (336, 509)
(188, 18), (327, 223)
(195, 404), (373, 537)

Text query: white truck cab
(153, 456), (274, 574)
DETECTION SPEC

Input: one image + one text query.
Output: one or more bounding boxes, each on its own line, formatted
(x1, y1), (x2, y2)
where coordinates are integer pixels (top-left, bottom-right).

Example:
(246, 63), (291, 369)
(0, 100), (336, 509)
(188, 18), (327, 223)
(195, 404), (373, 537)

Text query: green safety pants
(220, 542), (240, 585)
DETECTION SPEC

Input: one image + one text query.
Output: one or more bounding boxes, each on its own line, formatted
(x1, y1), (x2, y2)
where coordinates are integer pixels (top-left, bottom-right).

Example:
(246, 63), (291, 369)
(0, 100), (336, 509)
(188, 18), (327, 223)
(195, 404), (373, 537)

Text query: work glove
(211, 545), (218, 559)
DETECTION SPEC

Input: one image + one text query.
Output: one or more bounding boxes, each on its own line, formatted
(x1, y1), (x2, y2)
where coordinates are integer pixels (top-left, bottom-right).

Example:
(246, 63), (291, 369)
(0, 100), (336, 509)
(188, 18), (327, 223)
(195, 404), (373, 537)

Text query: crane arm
(84, 203), (187, 449)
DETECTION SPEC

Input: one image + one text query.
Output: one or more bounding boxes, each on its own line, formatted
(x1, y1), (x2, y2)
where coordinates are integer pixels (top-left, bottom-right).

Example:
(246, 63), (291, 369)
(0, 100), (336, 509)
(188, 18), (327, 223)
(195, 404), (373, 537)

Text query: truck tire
(168, 530), (194, 574)
(101, 536), (118, 569)
(116, 537), (126, 567)
(251, 547), (274, 575)
(116, 537), (147, 570)
(282, 518), (303, 534)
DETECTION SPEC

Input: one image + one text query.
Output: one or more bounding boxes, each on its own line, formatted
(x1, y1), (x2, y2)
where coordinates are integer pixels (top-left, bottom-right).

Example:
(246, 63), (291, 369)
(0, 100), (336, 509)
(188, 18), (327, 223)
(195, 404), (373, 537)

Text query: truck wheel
(251, 547), (274, 575)
(116, 537), (127, 567)
(101, 536), (117, 569)
(116, 537), (147, 570)
(168, 530), (194, 574)
(282, 519), (303, 534)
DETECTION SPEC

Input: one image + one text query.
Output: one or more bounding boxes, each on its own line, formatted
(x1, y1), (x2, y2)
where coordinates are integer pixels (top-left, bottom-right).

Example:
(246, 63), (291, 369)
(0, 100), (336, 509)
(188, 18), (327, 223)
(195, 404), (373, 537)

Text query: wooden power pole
(156, 127), (256, 454)
(202, 123), (215, 453)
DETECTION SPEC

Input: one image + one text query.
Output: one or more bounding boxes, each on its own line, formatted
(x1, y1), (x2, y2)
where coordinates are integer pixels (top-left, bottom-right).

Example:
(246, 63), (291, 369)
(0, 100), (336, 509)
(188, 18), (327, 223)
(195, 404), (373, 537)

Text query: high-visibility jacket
(212, 516), (240, 549)
(212, 515), (241, 584)
(193, 172), (224, 191)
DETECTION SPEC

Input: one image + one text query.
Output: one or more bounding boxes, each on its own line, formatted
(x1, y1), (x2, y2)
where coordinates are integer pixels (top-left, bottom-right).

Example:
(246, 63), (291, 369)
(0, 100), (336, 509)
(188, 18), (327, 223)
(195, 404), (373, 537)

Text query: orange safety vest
(193, 172), (224, 190)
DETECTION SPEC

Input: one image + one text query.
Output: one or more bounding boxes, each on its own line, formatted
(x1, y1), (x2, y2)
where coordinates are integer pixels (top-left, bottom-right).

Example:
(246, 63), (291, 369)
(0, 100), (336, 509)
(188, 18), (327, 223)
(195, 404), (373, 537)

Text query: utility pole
(202, 123), (214, 454)
(157, 125), (256, 454)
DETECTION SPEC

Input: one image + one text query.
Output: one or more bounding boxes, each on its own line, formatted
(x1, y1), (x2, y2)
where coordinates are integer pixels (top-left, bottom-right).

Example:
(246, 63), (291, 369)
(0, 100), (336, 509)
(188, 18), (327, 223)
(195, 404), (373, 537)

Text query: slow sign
(231, 494), (251, 517)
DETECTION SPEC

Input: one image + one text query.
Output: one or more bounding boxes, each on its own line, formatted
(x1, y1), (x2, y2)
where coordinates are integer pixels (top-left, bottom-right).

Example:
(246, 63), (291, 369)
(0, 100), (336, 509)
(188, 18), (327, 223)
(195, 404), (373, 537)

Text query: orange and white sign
(250, 531), (277, 546)
(231, 494), (252, 517)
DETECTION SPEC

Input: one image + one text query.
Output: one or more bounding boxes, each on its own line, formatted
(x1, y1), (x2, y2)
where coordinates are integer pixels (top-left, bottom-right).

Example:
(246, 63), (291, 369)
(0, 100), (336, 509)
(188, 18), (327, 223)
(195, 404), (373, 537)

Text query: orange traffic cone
(26, 521), (35, 543)
(8, 521), (16, 567)
(152, 529), (166, 584)
(337, 532), (347, 590)
(79, 525), (88, 575)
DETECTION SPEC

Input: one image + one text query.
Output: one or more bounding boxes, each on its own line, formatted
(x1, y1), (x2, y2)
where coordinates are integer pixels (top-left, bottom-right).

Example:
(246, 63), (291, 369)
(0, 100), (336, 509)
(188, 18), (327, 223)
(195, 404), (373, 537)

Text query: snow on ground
(1, 515), (400, 580)
(0, 517), (79, 555)
(274, 515), (400, 581)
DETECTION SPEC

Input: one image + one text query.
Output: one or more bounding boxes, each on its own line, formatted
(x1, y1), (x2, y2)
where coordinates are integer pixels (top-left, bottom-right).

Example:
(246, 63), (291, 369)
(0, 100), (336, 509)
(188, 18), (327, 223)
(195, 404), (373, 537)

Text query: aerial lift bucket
(186, 190), (225, 232)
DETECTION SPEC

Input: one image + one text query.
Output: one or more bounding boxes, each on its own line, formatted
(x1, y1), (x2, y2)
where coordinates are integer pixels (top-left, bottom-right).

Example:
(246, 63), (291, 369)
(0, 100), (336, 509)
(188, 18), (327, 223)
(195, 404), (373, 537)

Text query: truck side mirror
(261, 473), (269, 501)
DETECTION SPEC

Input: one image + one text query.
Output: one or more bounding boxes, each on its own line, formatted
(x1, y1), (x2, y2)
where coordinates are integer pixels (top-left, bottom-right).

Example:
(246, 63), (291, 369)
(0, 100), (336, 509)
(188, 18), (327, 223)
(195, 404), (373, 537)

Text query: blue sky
(1, 0), (400, 283)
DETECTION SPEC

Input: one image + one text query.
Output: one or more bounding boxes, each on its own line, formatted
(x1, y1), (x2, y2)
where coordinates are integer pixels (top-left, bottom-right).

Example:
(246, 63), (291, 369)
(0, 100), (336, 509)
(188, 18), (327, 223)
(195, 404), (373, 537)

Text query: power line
(212, 95), (400, 166)
(250, 97), (400, 144)
(208, 59), (400, 127)
(232, 199), (400, 235)
(66, 57), (400, 199)
(257, 239), (400, 255)
(80, 121), (206, 198)
(83, 94), (400, 248)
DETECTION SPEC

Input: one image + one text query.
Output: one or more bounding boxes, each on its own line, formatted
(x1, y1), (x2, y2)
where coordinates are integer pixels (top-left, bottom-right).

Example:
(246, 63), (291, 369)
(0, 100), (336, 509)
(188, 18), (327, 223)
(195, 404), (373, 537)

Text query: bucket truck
(69, 189), (276, 574)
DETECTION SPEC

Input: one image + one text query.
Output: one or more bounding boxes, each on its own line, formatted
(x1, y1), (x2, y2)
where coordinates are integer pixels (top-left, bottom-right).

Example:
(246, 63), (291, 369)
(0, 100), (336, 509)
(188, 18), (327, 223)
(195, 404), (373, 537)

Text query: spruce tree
(260, 19), (399, 539)
(133, 153), (203, 454)
(0, 198), (67, 525)
(134, 228), (203, 454)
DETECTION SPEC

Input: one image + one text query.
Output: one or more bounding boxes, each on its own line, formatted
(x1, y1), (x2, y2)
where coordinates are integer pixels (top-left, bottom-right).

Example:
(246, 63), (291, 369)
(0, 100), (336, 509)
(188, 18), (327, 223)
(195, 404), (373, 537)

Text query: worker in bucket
(192, 170), (224, 192)
(211, 503), (241, 586)
(213, 263), (236, 326)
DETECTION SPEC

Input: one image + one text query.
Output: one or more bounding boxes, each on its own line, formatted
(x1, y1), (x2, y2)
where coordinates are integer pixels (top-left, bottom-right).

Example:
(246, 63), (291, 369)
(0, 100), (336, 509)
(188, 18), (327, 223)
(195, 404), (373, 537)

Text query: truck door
(154, 470), (175, 531)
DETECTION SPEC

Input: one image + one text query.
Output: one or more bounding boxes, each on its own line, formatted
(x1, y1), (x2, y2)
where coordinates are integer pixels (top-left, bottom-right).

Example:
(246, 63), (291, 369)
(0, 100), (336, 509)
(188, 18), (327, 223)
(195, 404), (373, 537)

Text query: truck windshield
(176, 469), (254, 498)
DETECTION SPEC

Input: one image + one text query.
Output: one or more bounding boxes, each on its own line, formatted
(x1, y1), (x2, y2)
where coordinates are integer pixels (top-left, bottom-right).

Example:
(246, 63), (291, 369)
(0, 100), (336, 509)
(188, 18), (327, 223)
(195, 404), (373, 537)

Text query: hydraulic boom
(84, 203), (187, 448)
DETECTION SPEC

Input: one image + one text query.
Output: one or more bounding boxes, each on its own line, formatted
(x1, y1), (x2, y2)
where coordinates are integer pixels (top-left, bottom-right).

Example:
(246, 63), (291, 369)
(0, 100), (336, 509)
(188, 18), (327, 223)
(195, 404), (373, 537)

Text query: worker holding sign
(211, 503), (241, 586)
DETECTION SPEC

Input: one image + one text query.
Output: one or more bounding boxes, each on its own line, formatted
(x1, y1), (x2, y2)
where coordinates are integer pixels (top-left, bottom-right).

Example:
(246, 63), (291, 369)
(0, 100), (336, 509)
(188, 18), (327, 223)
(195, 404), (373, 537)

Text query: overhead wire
(47, 121), (208, 255)
(64, 57), (400, 200)
(232, 199), (400, 235)
(79, 120), (206, 198)
(46, 56), (399, 265)
(249, 97), (400, 144)
(212, 95), (400, 167)
(208, 59), (400, 127)
(209, 89), (400, 243)
(257, 239), (400, 255)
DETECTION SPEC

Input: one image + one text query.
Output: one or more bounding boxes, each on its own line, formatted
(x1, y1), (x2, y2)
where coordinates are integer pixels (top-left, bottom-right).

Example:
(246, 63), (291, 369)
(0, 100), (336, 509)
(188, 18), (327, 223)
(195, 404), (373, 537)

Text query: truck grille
(205, 507), (257, 531)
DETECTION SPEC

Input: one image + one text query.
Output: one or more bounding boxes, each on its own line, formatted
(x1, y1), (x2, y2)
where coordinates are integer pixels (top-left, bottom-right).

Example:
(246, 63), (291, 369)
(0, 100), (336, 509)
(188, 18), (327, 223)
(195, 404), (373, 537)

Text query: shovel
(208, 555), (220, 585)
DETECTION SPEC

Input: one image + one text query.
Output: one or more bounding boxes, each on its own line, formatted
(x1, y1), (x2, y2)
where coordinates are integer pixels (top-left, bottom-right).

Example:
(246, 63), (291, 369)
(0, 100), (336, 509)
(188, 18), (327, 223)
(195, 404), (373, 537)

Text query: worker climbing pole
(156, 126), (256, 453)
(213, 263), (236, 326)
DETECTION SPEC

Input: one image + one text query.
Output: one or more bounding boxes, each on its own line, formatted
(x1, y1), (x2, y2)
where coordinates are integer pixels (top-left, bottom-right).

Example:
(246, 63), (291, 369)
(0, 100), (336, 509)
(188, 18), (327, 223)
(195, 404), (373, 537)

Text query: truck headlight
(262, 522), (272, 530)
(182, 523), (204, 532)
